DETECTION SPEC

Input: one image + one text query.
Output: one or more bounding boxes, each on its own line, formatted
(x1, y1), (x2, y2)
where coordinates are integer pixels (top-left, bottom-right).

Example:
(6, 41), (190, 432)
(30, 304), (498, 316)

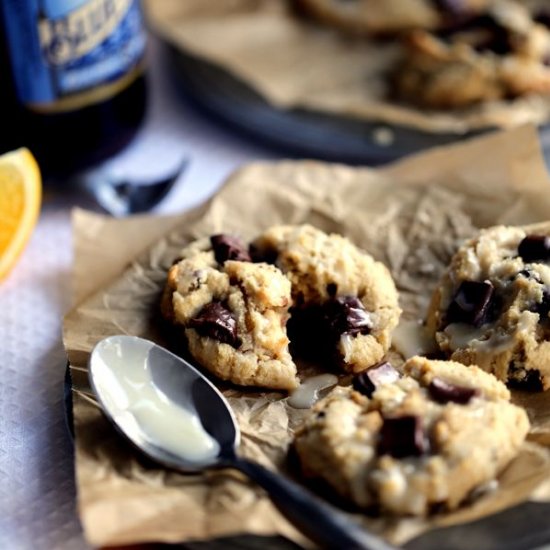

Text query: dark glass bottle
(0, 0), (147, 178)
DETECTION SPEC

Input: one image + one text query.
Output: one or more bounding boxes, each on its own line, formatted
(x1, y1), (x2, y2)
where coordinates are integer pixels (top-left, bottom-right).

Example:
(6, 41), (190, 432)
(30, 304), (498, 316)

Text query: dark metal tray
(165, 45), (489, 166)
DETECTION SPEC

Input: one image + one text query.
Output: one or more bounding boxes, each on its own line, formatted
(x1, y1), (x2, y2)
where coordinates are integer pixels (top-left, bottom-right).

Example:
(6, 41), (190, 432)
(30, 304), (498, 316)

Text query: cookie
(161, 235), (299, 390)
(162, 226), (401, 389)
(252, 224), (401, 373)
(296, 0), (491, 35)
(427, 223), (550, 390)
(395, 0), (550, 108)
(294, 356), (529, 515)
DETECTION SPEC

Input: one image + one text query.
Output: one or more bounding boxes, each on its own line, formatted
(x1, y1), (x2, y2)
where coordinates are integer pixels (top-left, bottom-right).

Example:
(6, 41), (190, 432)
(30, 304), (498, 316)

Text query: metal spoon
(88, 335), (396, 550)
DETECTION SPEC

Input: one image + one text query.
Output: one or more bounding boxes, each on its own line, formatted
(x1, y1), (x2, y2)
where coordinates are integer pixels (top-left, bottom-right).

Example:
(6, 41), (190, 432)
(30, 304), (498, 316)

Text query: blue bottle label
(2, 0), (146, 110)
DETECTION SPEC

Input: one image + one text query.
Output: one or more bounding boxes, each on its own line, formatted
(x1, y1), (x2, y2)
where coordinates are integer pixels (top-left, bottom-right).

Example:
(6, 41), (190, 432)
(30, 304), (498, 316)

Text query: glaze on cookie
(427, 224), (550, 390)
(294, 356), (529, 515)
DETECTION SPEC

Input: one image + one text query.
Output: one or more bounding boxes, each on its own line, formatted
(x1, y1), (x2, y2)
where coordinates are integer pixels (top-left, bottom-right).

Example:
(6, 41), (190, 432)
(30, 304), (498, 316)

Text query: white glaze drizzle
(287, 374), (338, 409)
(392, 319), (437, 359)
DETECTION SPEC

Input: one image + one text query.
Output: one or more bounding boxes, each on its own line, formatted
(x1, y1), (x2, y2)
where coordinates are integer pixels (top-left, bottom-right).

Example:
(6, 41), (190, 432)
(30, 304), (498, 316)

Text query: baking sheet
(145, 0), (550, 135)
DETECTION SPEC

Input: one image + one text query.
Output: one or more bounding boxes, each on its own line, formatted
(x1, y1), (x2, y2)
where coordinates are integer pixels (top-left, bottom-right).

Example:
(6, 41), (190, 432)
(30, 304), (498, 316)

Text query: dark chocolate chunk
(517, 268), (542, 283)
(249, 243), (278, 264)
(326, 296), (372, 337)
(326, 283), (338, 298)
(534, 11), (550, 29)
(210, 234), (251, 264)
(518, 235), (550, 263)
(377, 416), (428, 459)
(446, 280), (494, 327)
(428, 377), (478, 404)
(529, 288), (550, 318)
(352, 362), (400, 397)
(429, 501), (448, 514)
(433, 0), (468, 16)
(437, 12), (510, 54)
(472, 30), (510, 55)
(287, 305), (331, 363)
(508, 364), (543, 391)
(189, 302), (241, 348)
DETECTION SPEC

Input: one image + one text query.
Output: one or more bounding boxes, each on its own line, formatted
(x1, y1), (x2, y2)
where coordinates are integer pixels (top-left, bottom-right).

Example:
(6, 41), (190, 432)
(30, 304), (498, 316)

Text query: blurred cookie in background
(295, 0), (492, 35)
(395, 0), (550, 108)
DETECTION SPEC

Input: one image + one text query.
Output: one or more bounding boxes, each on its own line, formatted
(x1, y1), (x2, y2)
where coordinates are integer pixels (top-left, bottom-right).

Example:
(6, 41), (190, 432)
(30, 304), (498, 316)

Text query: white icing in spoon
(92, 337), (220, 463)
(288, 374), (338, 409)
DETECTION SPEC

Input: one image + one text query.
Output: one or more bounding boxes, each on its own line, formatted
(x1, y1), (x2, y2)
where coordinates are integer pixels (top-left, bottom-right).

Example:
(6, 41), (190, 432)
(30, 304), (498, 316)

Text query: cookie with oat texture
(294, 356), (529, 515)
(427, 223), (550, 390)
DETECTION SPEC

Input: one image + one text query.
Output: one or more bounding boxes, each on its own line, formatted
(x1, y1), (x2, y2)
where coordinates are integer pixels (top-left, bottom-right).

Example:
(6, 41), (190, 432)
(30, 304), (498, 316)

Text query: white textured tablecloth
(0, 39), (275, 550)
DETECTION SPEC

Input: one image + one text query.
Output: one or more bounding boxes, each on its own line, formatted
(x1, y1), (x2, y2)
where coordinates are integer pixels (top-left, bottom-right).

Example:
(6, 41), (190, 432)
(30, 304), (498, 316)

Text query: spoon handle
(229, 457), (396, 550)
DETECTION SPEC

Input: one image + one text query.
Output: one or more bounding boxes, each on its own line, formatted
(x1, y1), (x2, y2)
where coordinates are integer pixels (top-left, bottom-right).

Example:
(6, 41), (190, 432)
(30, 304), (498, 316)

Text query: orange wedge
(0, 148), (41, 281)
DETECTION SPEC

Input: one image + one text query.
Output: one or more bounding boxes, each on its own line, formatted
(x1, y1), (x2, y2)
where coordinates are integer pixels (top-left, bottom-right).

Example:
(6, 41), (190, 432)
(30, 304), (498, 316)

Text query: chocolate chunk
(171, 256), (183, 266)
(326, 296), (372, 337)
(352, 362), (400, 397)
(210, 234), (251, 264)
(538, 292), (550, 318)
(509, 364), (543, 391)
(518, 235), (550, 263)
(326, 283), (338, 298)
(249, 244), (278, 264)
(377, 416), (427, 458)
(437, 13), (510, 54)
(428, 377), (478, 404)
(287, 304), (337, 365)
(518, 269), (542, 283)
(472, 30), (510, 55)
(446, 280), (494, 327)
(534, 11), (550, 29)
(189, 302), (241, 348)
(433, 0), (468, 16)
(528, 288), (550, 319)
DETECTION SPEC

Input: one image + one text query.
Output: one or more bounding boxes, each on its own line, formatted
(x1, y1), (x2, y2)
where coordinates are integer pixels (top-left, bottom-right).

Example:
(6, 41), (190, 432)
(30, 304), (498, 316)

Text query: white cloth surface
(3, 36), (550, 550)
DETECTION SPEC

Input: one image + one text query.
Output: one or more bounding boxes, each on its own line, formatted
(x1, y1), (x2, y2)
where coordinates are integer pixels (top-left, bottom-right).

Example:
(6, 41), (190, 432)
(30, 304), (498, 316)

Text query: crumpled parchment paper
(64, 125), (550, 547)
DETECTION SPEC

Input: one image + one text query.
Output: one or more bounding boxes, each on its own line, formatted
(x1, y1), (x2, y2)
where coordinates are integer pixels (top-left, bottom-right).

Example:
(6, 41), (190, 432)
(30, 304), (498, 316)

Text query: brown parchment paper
(64, 125), (550, 548)
(144, 0), (550, 134)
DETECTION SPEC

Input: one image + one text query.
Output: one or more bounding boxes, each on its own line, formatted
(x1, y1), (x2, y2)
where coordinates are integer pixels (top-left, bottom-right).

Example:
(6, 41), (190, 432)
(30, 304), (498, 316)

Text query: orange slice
(0, 148), (41, 281)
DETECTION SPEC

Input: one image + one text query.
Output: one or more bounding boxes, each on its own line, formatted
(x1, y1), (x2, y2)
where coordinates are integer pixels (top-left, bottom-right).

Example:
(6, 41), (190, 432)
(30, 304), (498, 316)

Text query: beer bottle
(0, 0), (147, 177)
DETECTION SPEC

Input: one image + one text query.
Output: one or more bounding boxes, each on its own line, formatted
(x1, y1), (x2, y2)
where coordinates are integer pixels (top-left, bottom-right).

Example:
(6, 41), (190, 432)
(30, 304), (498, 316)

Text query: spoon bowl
(89, 335), (237, 471)
(89, 335), (395, 550)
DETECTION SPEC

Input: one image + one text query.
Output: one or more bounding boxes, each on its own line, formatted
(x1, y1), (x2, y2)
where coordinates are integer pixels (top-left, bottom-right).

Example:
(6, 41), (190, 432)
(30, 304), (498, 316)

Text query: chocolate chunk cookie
(296, 0), (490, 35)
(252, 225), (401, 373)
(395, 0), (550, 108)
(294, 356), (529, 515)
(161, 236), (299, 390)
(427, 223), (550, 390)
